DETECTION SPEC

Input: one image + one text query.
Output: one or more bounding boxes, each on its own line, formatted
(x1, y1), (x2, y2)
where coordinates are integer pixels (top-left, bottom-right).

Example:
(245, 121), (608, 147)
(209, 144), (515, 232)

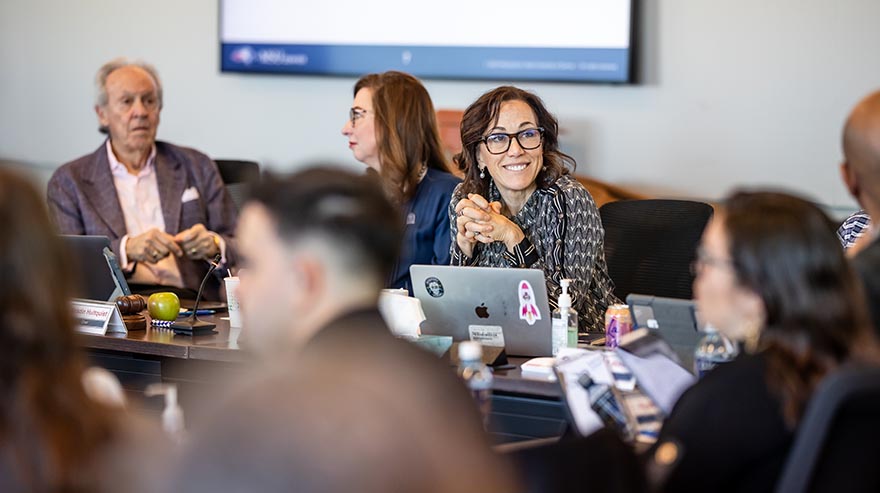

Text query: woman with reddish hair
(342, 71), (460, 293)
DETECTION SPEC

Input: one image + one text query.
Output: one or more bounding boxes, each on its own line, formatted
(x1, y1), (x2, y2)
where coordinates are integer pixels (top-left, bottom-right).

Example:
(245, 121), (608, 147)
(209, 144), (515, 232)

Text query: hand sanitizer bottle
(552, 279), (579, 353)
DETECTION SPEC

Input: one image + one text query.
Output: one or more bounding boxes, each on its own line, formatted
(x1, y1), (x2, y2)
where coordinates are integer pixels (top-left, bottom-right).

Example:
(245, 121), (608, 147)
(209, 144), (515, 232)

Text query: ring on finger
(189, 248), (198, 255)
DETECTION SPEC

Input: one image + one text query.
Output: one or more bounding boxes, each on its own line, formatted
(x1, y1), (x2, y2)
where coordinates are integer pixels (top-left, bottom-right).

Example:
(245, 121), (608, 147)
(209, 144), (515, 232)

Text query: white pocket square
(181, 187), (200, 203)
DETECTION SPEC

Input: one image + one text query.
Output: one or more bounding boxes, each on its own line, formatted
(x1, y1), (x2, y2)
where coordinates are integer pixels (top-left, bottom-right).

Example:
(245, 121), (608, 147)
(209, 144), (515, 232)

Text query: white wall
(2, 0), (879, 209)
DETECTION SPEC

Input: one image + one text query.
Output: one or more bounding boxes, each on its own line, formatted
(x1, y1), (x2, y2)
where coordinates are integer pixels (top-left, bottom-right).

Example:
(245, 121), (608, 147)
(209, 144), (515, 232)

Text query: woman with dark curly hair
(451, 86), (617, 332)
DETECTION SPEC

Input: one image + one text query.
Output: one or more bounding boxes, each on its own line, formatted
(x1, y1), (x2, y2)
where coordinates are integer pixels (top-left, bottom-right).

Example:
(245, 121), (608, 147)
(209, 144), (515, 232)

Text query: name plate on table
(72, 299), (127, 335)
(468, 324), (505, 347)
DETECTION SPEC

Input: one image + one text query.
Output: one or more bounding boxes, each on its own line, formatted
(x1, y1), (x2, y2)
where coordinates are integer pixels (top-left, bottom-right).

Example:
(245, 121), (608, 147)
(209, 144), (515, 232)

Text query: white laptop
(410, 265), (553, 357)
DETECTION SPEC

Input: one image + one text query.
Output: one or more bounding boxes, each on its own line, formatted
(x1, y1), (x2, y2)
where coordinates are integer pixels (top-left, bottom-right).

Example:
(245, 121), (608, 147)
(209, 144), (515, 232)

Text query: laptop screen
(60, 235), (129, 302)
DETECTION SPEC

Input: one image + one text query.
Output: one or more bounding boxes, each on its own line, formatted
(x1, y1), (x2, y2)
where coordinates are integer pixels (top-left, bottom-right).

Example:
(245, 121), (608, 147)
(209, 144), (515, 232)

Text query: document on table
(554, 350), (609, 436)
(616, 349), (696, 415)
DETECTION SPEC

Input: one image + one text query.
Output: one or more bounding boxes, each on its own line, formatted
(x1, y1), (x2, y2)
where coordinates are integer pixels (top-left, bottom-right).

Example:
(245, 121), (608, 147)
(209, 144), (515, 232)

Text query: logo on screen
(230, 46), (255, 66)
(475, 303), (490, 319)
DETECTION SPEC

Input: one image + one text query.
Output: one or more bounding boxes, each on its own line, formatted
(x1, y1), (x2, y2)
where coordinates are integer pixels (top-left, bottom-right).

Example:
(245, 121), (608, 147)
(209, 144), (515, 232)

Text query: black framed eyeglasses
(479, 127), (544, 155)
(349, 108), (369, 127)
(690, 248), (735, 276)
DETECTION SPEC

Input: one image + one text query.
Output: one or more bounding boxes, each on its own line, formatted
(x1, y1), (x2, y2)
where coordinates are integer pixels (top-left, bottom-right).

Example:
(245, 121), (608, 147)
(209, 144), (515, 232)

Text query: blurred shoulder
(421, 169), (461, 210)
(662, 353), (776, 444)
(51, 144), (105, 182)
(678, 352), (769, 406)
(424, 168), (461, 194)
(156, 141), (213, 167)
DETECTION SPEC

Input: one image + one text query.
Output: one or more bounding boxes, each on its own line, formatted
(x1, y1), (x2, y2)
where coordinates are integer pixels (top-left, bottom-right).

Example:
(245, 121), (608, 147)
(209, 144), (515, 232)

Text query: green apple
(148, 292), (181, 321)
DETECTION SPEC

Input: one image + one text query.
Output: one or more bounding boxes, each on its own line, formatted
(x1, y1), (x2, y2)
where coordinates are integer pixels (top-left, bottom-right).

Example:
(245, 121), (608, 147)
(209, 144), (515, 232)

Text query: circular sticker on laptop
(425, 277), (444, 298)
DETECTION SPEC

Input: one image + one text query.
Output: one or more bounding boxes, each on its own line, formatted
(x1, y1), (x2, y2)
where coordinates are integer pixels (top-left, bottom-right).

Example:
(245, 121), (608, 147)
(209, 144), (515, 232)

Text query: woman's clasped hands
(454, 193), (525, 257)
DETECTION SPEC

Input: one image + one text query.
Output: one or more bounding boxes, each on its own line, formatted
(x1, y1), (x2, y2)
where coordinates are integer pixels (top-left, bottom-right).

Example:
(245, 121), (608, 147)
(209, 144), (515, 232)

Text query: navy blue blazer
(391, 168), (461, 293)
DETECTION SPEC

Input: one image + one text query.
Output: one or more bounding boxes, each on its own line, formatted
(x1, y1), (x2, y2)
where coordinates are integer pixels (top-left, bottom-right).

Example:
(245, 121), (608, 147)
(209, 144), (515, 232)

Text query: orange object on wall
(436, 109), (464, 159)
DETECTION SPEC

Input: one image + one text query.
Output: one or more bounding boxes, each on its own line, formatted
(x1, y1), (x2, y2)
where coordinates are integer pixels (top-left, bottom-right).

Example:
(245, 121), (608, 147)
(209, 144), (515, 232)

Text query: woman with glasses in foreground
(451, 86), (618, 333)
(341, 71), (460, 293)
(650, 191), (880, 492)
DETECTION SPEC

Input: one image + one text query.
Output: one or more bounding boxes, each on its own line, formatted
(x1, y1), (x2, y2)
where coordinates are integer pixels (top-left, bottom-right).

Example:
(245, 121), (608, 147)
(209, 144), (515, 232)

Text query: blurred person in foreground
(0, 168), (164, 492)
(648, 191), (880, 492)
(170, 168), (517, 492)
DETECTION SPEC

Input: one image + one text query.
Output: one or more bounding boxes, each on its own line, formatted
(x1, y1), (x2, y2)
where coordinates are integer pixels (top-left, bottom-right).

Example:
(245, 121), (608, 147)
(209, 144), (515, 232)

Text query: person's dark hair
(722, 190), (879, 426)
(0, 168), (116, 490)
(353, 71), (451, 204)
(249, 167), (402, 283)
(454, 86), (576, 197)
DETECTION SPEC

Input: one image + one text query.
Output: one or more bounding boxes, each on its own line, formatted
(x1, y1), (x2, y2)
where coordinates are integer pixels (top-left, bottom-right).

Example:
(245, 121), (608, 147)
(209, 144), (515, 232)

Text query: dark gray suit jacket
(853, 237), (880, 335)
(47, 140), (238, 300)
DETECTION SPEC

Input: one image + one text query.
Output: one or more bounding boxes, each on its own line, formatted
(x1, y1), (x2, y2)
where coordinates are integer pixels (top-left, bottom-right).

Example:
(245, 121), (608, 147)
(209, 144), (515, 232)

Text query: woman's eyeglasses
(479, 127), (544, 155)
(690, 248), (735, 275)
(349, 108), (369, 127)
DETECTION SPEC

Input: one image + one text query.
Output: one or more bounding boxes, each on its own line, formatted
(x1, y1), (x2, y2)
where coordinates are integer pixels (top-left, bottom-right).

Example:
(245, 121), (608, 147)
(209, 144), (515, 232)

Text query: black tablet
(61, 235), (130, 302)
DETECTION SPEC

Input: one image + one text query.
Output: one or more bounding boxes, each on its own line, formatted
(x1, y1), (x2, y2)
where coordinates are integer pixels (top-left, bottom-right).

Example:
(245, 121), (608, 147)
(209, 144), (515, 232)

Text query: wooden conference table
(79, 314), (567, 444)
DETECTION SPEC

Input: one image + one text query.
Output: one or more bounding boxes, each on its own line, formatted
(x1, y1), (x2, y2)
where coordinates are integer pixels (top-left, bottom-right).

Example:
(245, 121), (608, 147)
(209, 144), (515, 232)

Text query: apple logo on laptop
(475, 303), (490, 319)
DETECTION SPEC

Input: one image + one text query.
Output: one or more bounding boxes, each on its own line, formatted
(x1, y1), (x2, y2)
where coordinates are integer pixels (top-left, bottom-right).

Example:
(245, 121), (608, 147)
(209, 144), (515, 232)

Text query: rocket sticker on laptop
(518, 280), (541, 325)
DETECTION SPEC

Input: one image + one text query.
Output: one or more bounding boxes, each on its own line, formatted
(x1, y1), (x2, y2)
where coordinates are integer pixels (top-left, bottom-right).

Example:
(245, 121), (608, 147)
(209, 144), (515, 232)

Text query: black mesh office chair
(775, 366), (880, 493)
(599, 199), (713, 301)
(214, 159), (260, 211)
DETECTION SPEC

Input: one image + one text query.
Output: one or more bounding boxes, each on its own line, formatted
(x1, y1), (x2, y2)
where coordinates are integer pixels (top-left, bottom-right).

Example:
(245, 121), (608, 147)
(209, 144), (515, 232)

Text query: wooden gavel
(116, 294), (148, 314)
(115, 294), (148, 331)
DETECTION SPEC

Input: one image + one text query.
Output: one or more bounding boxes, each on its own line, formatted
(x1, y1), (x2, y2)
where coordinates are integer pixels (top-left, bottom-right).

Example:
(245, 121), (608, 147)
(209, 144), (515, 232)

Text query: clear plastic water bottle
(693, 325), (738, 378)
(457, 341), (493, 429)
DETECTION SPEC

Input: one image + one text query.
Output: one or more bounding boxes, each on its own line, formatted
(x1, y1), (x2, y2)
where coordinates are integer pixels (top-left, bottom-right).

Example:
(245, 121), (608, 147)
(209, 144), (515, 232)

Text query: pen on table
(179, 309), (217, 316)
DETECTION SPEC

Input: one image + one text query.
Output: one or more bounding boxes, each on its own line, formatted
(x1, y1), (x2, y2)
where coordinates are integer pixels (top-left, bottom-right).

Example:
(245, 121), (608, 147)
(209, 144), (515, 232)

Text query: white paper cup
(224, 276), (242, 328)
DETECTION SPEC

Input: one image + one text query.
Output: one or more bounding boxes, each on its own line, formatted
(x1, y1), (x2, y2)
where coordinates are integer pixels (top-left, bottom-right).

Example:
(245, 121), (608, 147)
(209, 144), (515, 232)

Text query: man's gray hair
(94, 57), (163, 109)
